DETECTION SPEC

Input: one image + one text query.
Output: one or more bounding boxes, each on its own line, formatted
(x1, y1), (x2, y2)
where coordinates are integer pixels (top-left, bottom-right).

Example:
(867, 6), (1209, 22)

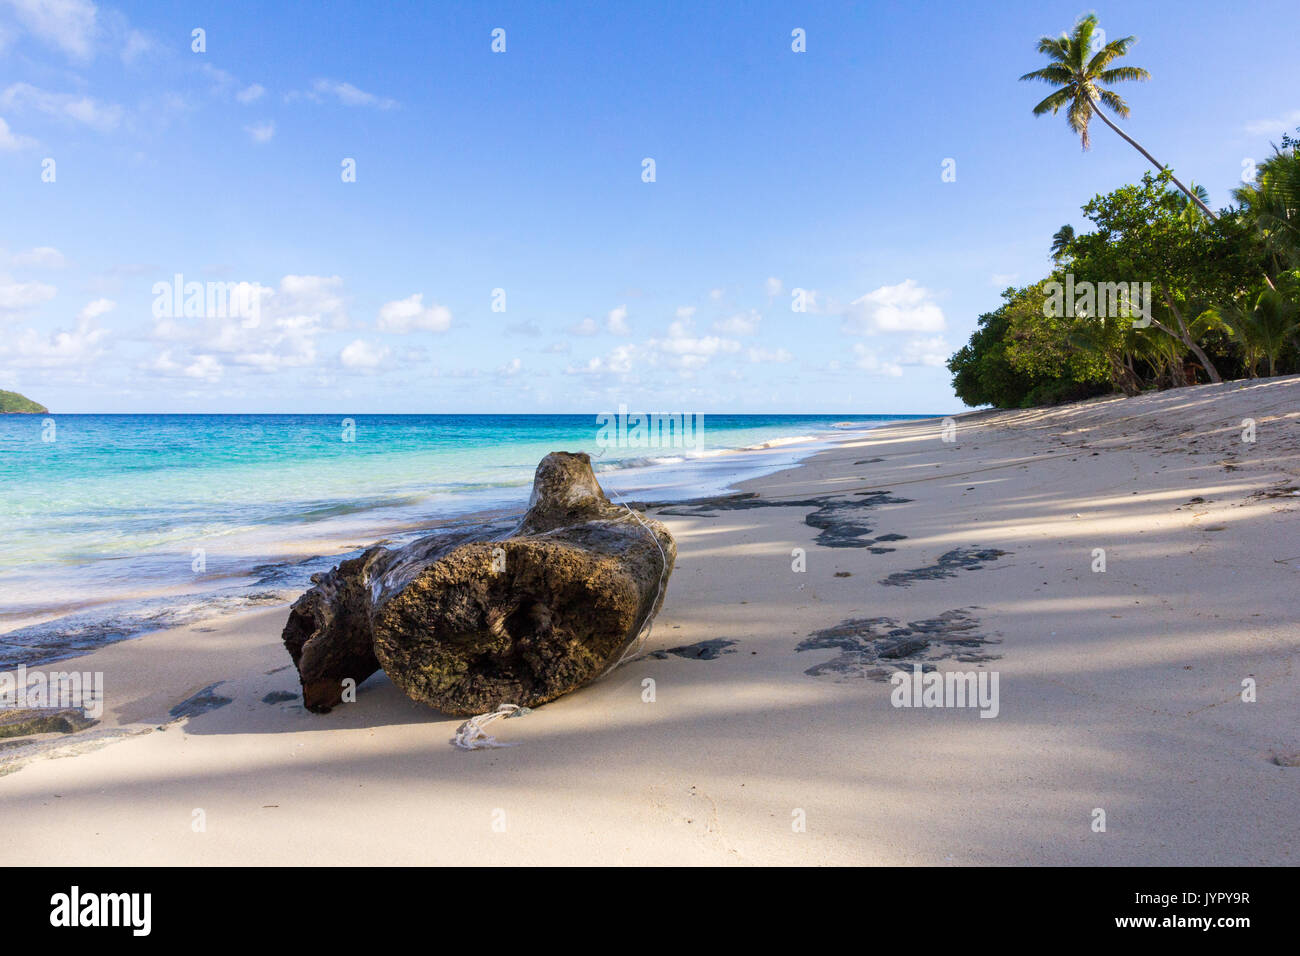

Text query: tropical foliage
(951, 15), (1300, 408)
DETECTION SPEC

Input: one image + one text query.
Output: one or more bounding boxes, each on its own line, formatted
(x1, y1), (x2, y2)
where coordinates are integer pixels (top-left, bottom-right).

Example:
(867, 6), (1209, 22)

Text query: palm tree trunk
(1089, 98), (1218, 220)
(1157, 283), (1222, 383)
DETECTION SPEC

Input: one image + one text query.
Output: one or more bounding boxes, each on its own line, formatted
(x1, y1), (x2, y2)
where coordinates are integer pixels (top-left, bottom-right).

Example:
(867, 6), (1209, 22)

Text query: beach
(3, 376), (1298, 866)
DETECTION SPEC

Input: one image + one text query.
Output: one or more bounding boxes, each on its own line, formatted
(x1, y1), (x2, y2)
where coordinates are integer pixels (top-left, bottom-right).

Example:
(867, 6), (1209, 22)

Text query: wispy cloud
(244, 120), (275, 143)
(1, 0), (98, 60)
(1244, 109), (1300, 137)
(376, 293), (451, 333)
(1, 82), (123, 132)
(288, 79), (398, 110)
(0, 115), (37, 150)
(7, 246), (65, 268)
(0, 275), (57, 317)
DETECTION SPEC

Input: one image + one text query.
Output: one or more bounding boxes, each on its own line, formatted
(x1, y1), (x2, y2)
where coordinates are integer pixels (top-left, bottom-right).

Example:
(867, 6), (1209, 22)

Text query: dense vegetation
(951, 15), (1300, 408)
(0, 389), (48, 414)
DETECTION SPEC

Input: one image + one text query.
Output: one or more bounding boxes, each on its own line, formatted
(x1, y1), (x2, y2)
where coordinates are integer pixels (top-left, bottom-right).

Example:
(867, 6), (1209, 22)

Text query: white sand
(3, 376), (1298, 865)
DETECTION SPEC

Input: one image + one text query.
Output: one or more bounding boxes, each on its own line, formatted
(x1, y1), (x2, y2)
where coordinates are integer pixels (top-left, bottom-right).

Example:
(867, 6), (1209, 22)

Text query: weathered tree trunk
(281, 529), (487, 712)
(1156, 284), (1222, 384)
(281, 452), (675, 716)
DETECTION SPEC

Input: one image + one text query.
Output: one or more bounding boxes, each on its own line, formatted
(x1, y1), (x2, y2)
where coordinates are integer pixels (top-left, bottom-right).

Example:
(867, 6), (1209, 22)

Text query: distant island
(0, 389), (48, 414)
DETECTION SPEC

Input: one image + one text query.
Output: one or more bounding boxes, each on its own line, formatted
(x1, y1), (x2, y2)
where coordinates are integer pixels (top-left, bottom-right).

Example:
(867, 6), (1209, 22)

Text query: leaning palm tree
(1021, 14), (1217, 220)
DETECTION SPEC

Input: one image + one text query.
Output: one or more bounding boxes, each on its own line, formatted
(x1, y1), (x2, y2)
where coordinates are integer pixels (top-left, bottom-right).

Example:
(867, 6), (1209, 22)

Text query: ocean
(0, 412), (930, 666)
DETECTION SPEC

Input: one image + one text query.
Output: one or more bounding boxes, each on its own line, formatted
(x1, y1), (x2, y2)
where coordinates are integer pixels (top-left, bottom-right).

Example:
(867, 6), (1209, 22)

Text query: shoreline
(1, 422), (900, 664)
(2, 378), (1297, 864)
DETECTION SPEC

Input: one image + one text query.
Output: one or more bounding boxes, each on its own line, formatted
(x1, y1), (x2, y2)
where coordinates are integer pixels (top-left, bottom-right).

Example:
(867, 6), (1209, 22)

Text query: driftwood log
(281, 452), (675, 715)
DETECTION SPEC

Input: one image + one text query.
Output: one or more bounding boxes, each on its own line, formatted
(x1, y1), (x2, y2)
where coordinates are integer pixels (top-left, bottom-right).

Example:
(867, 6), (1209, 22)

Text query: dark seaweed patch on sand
(169, 683), (233, 719)
(0, 708), (99, 739)
(797, 609), (999, 681)
(879, 547), (1009, 587)
(655, 491), (910, 549)
(261, 691), (299, 704)
(650, 639), (739, 661)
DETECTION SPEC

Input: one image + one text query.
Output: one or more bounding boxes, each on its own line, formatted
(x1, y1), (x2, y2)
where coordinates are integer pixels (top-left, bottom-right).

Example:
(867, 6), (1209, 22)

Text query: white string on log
(602, 489), (670, 675)
(451, 703), (532, 751)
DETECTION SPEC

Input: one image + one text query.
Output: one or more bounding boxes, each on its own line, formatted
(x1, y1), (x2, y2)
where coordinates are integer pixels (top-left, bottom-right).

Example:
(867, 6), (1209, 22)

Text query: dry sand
(3, 376), (1298, 865)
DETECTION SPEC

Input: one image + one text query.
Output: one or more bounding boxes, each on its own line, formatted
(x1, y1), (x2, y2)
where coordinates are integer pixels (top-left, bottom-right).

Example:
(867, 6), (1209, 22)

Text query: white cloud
(748, 347), (793, 363)
(236, 84), (265, 104)
(184, 354), (222, 381)
(276, 274), (347, 325)
(852, 344), (903, 377)
(567, 316), (600, 336)
(2, 0), (98, 59)
(848, 337), (947, 377)
(564, 311), (750, 380)
(899, 336), (949, 368)
(565, 344), (637, 376)
(0, 115), (36, 150)
(0, 307), (109, 369)
(150, 350), (222, 382)
(497, 357), (522, 376)
(377, 293), (451, 333)
(843, 279), (946, 334)
(674, 305), (696, 320)
(120, 27), (149, 63)
(291, 79), (398, 110)
(201, 64), (237, 94)
(606, 304), (629, 335)
(990, 272), (1018, 287)
(340, 338), (389, 368)
(148, 274), (347, 375)
(0, 275), (56, 316)
(8, 246), (64, 268)
(764, 277), (783, 296)
(77, 297), (114, 320)
(244, 120), (275, 143)
(0, 83), (122, 132)
(649, 318), (740, 369)
(1244, 110), (1300, 137)
(713, 309), (760, 336)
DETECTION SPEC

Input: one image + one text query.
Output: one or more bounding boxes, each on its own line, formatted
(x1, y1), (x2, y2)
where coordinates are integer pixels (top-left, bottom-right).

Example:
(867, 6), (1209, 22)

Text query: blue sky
(2, 0), (1297, 413)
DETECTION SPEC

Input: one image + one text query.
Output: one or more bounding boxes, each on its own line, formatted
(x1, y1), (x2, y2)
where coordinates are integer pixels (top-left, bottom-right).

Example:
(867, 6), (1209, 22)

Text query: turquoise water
(0, 413), (929, 665)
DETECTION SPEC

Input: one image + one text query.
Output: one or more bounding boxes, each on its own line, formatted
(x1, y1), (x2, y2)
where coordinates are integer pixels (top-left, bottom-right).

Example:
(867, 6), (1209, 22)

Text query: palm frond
(1031, 88), (1073, 115)
(1097, 65), (1149, 84)
(1019, 64), (1073, 84)
(1034, 36), (1071, 62)
(1096, 89), (1130, 118)
(1087, 36), (1137, 73)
